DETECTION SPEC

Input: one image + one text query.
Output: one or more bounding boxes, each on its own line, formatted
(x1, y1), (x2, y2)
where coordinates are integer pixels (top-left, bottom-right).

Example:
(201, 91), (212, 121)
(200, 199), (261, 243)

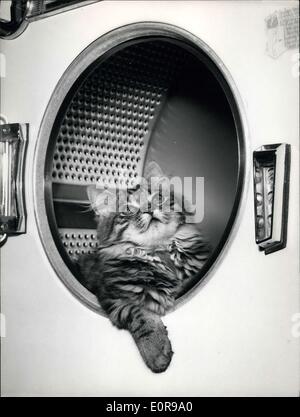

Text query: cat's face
(87, 162), (187, 248)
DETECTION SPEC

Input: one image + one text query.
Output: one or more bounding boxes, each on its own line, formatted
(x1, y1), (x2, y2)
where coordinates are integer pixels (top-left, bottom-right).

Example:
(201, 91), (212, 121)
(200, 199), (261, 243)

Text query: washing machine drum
(46, 38), (243, 304)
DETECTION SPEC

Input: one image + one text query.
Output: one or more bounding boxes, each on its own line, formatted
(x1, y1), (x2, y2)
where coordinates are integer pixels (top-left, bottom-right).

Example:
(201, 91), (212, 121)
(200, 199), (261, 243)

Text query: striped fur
(78, 163), (210, 373)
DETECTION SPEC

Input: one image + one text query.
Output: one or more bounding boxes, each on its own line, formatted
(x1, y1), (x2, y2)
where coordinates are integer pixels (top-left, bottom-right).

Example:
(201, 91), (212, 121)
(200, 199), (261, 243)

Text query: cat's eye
(151, 192), (168, 209)
(127, 203), (140, 215)
(118, 202), (139, 216)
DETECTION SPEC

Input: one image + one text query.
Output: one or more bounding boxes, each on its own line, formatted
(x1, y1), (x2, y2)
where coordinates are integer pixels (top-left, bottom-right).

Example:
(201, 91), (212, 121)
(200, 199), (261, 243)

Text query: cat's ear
(144, 161), (165, 181)
(87, 185), (117, 215)
(86, 185), (100, 206)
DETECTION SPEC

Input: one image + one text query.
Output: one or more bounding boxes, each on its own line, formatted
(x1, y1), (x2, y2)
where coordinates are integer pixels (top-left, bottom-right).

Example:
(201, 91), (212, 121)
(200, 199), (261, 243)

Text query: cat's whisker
(75, 203), (95, 213)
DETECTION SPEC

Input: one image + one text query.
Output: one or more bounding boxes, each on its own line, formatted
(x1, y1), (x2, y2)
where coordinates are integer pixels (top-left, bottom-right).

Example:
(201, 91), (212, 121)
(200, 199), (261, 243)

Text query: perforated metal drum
(50, 41), (192, 261)
(35, 25), (244, 312)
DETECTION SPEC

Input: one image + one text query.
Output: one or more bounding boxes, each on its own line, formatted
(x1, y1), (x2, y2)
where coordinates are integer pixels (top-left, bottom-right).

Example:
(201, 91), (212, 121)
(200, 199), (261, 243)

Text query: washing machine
(0, 0), (299, 396)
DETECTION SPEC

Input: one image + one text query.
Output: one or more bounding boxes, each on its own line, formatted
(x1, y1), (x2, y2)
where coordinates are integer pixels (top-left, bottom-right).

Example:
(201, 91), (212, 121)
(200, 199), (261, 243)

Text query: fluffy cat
(77, 162), (210, 373)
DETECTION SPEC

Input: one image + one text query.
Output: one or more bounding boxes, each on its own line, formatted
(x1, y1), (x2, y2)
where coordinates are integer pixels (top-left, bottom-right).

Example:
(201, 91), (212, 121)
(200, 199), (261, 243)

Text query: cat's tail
(127, 308), (173, 373)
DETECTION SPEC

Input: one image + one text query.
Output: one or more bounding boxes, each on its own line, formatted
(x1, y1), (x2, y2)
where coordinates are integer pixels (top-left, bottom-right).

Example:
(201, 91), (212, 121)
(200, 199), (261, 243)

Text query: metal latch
(253, 143), (290, 254)
(0, 123), (28, 247)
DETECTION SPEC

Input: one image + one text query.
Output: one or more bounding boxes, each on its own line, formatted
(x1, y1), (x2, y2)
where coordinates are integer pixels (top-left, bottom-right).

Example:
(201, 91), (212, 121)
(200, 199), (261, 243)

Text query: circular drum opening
(35, 24), (246, 314)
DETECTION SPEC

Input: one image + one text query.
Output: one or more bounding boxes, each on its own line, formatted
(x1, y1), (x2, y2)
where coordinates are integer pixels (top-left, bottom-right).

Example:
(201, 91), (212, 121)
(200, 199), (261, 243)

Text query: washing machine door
(0, 0), (299, 397)
(30, 31), (245, 313)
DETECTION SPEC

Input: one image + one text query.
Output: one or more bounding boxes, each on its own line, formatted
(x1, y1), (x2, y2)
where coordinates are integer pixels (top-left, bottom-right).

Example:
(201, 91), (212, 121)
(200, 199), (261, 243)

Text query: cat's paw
(137, 329), (174, 373)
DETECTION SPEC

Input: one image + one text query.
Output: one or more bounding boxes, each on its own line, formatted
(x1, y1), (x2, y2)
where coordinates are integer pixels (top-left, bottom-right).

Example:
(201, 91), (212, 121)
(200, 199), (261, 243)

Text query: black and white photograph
(0, 0), (299, 399)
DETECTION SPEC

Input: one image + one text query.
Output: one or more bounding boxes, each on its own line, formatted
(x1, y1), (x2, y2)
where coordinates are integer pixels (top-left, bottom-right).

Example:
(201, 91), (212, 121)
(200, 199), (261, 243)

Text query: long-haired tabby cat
(78, 162), (210, 373)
